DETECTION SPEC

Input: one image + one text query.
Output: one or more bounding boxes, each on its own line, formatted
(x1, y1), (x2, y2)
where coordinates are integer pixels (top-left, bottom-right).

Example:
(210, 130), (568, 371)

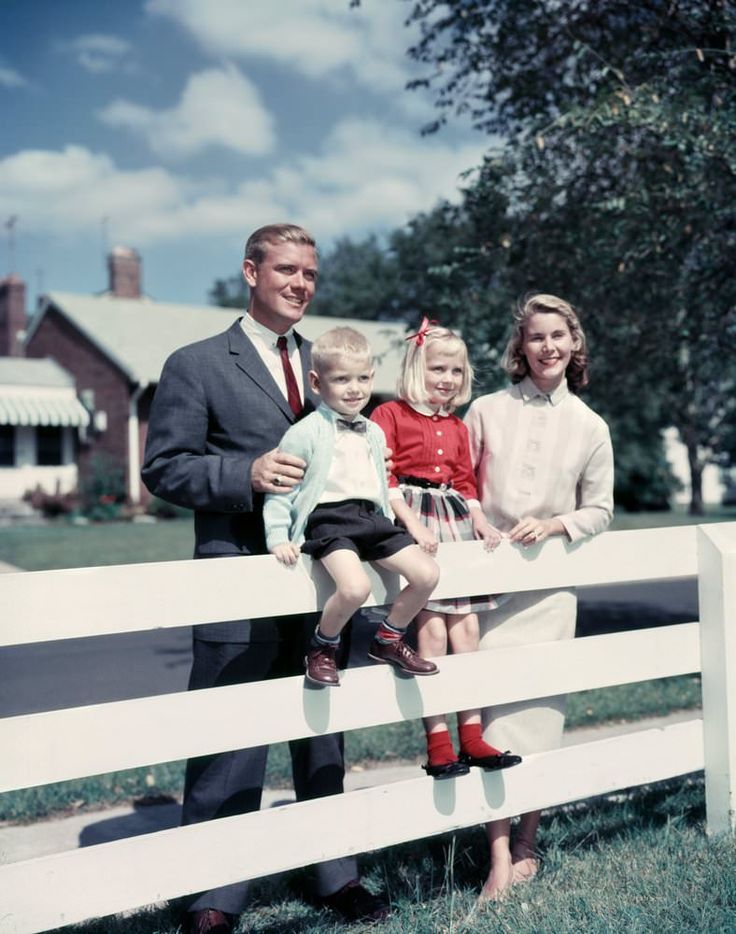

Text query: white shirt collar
(240, 313), (294, 346)
(407, 400), (452, 418)
(518, 375), (569, 406)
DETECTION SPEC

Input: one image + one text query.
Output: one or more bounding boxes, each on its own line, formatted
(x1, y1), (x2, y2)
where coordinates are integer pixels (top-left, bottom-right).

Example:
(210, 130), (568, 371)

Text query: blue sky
(0, 0), (486, 307)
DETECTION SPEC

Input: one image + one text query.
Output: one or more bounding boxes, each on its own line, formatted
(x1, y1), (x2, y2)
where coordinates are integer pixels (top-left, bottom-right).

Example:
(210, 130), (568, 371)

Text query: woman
(465, 293), (614, 900)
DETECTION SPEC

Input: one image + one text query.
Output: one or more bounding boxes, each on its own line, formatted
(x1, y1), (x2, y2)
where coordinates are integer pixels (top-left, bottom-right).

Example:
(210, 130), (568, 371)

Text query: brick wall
(26, 307), (133, 498)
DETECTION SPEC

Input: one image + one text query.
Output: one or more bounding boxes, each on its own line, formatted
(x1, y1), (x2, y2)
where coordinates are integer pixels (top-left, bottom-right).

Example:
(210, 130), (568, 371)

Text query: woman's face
(424, 343), (465, 408)
(521, 311), (577, 392)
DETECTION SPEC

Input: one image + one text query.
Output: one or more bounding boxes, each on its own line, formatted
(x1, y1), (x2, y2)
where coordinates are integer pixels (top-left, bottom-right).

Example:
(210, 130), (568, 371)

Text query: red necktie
(276, 336), (303, 416)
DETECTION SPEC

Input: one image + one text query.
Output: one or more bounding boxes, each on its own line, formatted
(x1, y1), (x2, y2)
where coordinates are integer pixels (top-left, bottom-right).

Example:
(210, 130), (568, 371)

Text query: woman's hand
(508, 516), (563, 547)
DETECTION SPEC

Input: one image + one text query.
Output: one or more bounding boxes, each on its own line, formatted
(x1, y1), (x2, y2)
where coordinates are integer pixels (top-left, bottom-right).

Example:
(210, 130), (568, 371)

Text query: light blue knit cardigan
(263, 402), (393, 550)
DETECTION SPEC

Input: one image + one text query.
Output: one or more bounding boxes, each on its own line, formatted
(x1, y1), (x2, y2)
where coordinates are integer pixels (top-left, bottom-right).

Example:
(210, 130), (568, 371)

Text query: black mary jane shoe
(459, 751), (522, 771)
(422, 759), (471, 779)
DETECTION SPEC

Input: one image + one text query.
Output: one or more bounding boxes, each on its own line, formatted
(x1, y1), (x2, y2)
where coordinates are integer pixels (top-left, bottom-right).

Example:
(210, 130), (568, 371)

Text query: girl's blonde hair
(502, 293), (589, 392)
(397, 322), (473, 411)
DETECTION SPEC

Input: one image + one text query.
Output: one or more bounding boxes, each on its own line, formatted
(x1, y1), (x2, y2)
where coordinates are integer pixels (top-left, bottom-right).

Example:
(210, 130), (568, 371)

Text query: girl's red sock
(458, 723), (503, 758)
(426, 729), (458, 767)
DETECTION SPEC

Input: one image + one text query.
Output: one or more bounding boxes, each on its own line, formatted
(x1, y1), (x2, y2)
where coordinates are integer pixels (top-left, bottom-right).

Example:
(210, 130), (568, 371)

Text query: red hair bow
(405, 317), (438, 347)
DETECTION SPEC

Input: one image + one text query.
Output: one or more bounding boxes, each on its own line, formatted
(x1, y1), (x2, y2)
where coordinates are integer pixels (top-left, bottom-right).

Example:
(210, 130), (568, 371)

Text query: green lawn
(0, 506), (734, 572)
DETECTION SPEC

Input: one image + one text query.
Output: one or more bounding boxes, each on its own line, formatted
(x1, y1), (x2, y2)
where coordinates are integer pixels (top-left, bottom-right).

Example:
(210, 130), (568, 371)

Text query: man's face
(242, 239), (318, 334)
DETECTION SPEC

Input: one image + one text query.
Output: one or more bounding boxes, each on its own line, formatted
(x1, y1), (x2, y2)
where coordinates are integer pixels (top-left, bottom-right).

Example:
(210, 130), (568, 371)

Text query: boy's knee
(337, 576), (372, 607)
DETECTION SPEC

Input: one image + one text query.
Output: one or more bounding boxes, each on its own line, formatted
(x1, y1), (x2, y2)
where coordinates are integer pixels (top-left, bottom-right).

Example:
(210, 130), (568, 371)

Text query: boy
(264, 327), (440, 686)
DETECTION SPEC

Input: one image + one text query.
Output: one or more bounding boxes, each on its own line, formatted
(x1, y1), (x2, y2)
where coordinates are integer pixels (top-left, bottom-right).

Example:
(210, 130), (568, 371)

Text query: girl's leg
(448, 613), (522, 767)
(511, 810), (541, 884)
(479, 817), (514, 902)
(416, 609), (449, 735)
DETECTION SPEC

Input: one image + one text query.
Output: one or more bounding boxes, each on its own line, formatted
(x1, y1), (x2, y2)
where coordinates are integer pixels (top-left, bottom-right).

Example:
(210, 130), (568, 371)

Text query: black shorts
(301, 499), (415, 562)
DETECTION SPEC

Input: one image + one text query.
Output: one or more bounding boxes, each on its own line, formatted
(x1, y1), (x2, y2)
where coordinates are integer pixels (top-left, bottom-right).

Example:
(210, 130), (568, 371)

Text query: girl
(371, 320), (522, 779)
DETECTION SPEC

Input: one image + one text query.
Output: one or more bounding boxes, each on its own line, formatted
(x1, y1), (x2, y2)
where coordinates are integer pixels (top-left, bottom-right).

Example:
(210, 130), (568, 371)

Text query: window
(0, 426), (14, 466)
(37, 426), (64, 466)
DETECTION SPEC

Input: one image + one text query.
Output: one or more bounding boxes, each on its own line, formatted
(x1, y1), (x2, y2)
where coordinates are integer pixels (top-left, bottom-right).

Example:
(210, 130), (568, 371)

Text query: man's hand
(252, 448), (306, 494)
(271, 542), (301, 566)
(384, 446), (394, 479)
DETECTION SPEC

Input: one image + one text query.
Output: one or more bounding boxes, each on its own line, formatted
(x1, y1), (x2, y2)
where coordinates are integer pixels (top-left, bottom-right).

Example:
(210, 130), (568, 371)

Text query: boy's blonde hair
(311, 327), (373, 375)
(397, 322), (473, 411)
(244, 223), (316, 264)
(502, 293), (589, 392)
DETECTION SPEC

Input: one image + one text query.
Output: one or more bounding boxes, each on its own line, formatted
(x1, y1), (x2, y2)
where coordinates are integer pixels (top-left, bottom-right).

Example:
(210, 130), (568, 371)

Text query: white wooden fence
(1, 522), (735, 933)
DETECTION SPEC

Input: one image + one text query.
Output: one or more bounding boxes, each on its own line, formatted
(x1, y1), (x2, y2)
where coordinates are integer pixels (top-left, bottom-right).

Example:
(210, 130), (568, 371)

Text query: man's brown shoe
(305, 644), (340, 686)
(321, 879), (389, 922)
(367, 638), (438, 675)
(183, 909), (233, 934)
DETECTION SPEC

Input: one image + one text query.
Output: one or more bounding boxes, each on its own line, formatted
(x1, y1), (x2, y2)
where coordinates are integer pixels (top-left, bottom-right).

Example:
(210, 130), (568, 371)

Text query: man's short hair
(311, 327), (372, 375)
(244, 224), (317, 264)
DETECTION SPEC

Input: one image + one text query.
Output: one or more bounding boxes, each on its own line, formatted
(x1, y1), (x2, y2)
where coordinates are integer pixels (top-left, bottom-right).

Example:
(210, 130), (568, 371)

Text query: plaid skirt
(399, 482), (500, 615)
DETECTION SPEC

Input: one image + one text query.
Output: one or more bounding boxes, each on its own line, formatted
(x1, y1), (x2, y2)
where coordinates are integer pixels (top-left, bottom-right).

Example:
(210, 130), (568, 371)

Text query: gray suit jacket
(142, 319), (316, 639)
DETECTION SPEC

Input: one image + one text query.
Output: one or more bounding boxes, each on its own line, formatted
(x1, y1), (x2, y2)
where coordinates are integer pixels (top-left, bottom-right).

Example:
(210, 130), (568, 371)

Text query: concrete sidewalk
(0, 710), (700, 866)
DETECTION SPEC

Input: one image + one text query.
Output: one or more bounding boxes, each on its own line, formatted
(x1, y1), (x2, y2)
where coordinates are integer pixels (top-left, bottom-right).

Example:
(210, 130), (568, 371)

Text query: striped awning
(0, 393), (90, 428)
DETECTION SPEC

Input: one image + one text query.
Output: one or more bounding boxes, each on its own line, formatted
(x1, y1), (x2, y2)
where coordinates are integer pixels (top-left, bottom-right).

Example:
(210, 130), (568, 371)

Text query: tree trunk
(687, 442), (705, 516)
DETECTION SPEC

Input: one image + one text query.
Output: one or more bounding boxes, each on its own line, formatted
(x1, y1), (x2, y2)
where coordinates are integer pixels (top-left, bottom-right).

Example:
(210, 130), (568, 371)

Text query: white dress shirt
(240, 313), (304, 407)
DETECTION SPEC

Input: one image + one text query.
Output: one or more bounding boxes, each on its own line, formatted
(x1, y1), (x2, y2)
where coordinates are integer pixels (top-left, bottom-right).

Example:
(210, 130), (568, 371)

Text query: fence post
(697, 522), (736, 836)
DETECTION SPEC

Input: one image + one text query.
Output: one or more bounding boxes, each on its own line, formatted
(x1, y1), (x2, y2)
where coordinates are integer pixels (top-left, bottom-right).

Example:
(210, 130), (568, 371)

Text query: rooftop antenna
(4, 215), (18, 275)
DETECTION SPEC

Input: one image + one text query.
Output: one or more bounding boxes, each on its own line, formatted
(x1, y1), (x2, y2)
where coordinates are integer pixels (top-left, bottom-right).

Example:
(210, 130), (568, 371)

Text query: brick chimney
(107, 246), (142, 298)
(0, 274), (27, 357)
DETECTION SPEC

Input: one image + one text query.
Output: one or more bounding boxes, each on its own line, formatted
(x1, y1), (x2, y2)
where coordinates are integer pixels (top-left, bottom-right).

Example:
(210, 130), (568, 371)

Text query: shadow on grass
(52, 775), (709, 933)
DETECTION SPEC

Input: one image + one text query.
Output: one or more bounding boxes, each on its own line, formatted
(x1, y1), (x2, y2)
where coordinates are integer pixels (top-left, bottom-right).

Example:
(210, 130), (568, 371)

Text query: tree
(406, 0), (736, 512)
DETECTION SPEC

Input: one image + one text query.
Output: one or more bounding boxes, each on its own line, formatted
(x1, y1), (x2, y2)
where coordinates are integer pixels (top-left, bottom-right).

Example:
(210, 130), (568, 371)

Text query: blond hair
(502, 293), (589, 392)
(310, 327), (372, 375)
(244, 223), (316, 264)
(397, 324), (473, 411)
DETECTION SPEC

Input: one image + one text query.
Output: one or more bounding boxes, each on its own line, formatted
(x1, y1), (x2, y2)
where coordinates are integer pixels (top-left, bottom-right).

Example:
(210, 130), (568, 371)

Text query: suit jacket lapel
(228, 320), (294, 421)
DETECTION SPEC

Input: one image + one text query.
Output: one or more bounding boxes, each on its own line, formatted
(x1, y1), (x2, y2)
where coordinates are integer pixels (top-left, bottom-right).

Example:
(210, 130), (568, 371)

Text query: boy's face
(309, 356), (374, 418)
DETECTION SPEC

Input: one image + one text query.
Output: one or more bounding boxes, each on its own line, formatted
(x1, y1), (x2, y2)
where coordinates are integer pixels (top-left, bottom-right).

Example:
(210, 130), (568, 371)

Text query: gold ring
(274, 475), (282, 487)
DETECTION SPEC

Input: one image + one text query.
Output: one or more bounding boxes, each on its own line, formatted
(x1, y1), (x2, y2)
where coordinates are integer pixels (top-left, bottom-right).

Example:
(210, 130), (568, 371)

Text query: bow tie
(336, 418), (367, 433)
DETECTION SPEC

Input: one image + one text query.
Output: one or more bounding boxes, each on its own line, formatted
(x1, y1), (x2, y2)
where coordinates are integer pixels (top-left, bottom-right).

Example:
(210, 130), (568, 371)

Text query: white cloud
(0, 122), (485, 247)
(98, 64), (275, 158)
(0, 64), (28, 88)
(146, 0), (419, 98)
(61, 34), (134, 74)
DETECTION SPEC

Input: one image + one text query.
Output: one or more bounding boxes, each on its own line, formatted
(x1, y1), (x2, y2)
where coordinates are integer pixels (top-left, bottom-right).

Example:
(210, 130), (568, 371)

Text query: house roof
(0, 357), (90, 427)
(27, 292), (408, 395)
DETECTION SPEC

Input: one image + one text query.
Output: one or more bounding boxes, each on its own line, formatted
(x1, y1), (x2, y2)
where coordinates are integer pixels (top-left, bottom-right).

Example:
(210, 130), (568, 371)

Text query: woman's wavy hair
(398, 324), (473, 412)
(502, 293), (589, 392)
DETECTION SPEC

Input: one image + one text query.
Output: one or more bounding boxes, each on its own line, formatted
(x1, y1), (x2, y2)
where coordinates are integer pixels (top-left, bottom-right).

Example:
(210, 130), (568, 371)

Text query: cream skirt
(479, 588), (577, 756)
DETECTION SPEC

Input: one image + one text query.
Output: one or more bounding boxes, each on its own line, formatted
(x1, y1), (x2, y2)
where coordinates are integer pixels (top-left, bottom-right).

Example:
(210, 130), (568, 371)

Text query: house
(0, 276), (90, 506)
(23, 248), (408, 506)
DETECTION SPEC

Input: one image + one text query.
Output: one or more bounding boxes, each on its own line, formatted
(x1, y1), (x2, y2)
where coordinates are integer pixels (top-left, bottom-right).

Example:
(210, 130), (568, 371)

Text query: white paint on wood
(0, 525), (701, 647)
(698, 524), (736, 835)
(0, 719), (703, 934)
(0, 624), (701, 792)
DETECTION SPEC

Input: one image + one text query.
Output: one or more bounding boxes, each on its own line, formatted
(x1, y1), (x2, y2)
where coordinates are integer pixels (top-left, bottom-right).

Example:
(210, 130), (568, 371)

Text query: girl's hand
(412, 526), (438, 555)
(271, 542), (301, 566)
(472, 516), (503, 552)
(509, 517), (557, 547)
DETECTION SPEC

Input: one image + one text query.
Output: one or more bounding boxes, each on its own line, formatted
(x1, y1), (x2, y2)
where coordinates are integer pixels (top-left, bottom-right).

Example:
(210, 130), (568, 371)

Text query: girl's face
(522, 311), (577, 392)
(424, 342), (466, 408)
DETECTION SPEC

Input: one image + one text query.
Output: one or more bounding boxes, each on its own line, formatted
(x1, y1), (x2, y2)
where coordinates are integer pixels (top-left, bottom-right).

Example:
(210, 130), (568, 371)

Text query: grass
(44, 776), (736, 933)
(0, 506), (734, 572)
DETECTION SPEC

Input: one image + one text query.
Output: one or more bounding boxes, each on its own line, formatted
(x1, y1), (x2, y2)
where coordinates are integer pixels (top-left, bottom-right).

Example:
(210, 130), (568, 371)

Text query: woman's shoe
(459, 751), (522, 771)
(422, 759), (470, 779)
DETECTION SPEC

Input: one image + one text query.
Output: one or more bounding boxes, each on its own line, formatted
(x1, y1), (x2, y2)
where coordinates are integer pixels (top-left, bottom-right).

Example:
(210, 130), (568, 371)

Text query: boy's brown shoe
(305, 644), (340, 686)
(367, 638), (438, 675)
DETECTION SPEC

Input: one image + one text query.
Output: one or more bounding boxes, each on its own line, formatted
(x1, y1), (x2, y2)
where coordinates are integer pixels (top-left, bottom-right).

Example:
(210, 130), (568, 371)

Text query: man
(142, 224), (388, 934)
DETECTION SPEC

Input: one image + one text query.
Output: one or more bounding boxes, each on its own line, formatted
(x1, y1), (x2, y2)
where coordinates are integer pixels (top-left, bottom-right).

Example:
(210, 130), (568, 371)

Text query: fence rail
(1, 522), (735, 934)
